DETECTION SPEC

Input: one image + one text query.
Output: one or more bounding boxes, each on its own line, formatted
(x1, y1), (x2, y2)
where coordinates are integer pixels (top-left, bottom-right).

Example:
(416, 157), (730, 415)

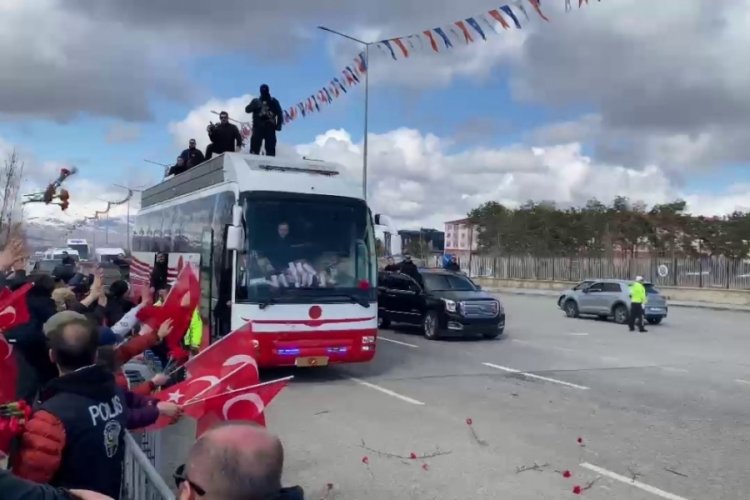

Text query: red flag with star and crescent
(145, 357), (259, 430)
(186, 377), (292, 438)
(137, 264), (199, 357)
(0, 283), (32, 332)
(183, 322), (259, 381)
(0, 335), (17, 406)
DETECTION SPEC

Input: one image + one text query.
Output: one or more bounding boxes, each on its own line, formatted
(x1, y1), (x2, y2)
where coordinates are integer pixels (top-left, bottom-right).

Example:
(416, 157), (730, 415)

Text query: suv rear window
(602, 283), (622, 292)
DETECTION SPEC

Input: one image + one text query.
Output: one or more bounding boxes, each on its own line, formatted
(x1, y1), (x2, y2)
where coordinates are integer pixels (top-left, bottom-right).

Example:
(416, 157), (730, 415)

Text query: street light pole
(318, 26), (371, 200)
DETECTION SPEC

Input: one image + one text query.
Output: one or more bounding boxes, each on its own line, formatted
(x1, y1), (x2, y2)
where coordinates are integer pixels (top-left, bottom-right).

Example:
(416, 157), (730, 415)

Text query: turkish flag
(146, 361), (258, 430)
(188, 377), (291, 438)
(0, 335), (17, 405)
(183, 323), (259, 383)
(0, 283), (32, 331)
(137, 265), (199, 352)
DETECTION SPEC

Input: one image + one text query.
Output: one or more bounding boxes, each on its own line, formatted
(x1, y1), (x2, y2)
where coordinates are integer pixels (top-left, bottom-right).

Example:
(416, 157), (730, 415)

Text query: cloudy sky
(2, 0), (750, 234)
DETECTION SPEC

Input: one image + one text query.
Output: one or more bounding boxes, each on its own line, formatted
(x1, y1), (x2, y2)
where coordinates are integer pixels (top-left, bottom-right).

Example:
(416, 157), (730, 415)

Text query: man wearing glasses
(174, 422), (304, 499)
(205, 111), (243, 160)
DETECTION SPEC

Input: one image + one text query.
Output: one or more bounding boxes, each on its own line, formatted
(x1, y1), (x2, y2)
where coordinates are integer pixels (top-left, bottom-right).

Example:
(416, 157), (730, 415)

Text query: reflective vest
(629, 282), (647, 304)
(153, 300), (203, 350)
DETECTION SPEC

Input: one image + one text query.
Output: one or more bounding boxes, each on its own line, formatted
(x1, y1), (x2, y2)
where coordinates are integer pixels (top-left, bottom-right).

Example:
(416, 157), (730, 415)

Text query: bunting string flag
(283, 0), (599, 125)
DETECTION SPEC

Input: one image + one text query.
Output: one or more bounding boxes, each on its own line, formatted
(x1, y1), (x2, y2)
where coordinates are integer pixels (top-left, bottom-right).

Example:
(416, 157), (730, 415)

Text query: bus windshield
(236, 192), (377, 304)
(67, 244), (89, 260)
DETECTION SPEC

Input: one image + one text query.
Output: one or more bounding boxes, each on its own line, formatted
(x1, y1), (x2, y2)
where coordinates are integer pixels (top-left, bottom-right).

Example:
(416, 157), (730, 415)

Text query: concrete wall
(474, 277), (750, 306)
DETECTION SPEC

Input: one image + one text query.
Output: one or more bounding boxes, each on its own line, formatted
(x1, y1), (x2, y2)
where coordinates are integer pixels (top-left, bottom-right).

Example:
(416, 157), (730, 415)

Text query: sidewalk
(486, 287), (750, 313)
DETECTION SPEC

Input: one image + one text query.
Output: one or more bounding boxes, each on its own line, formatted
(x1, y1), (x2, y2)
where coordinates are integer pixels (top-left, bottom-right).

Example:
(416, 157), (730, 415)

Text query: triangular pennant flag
(333, 77), (347, 93)
(380, 40), (398, 60)
(297, 102), (306, 117)
(513, 0), (530, 21)
(527, 0), (550, 21)
(500, 5), (522, 28)
(356, 51), (368, 73)
(393, 38), (409, 57)
(423, 30), (440, 52)
(323, 87), (333, 103)
(345, 66), (360, 83)
(454, 20), (475, 43)
(433, 27), (453, 49)
(466, 17), (487, 40)
(489, 9), (511, 29)
(480, 13), (503, 34)
(311, 95), (320, 112)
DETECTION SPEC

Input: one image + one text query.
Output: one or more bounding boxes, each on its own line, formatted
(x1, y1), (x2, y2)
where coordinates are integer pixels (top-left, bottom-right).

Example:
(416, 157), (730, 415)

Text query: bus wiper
(329, 293), (371, 308)
(258, 297), (276, 310)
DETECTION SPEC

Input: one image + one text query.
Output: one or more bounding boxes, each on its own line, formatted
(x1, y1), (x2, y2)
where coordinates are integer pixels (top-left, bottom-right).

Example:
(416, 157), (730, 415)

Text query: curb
(486, 288), (750, 314)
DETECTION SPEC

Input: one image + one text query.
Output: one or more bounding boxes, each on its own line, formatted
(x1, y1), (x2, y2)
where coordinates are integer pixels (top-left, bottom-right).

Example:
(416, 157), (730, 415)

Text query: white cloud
(105, 124), (141, 144)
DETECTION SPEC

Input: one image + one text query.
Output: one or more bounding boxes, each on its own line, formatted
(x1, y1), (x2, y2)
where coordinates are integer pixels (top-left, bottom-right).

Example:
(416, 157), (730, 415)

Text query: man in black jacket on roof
(205, 111), (243, 160)
(245, 84), (283, 157)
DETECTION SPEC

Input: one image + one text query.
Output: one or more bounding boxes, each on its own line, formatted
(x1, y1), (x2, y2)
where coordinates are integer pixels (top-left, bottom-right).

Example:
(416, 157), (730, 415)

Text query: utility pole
(318, 26), (371, 200)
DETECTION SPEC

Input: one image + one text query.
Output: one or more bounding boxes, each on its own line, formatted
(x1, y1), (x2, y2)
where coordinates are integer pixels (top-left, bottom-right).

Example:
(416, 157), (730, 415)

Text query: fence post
(699, 257), (703, 288)
(552, 257), (556, 281)
(727, 259), (731, 289)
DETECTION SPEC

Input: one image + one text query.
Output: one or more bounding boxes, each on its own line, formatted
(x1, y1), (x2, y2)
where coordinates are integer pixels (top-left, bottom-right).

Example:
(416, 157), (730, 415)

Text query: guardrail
(122, 432), (175, 500)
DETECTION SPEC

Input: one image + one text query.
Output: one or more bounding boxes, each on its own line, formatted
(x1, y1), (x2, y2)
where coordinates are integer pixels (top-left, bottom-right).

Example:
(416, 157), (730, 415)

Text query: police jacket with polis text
(14, 365), (128, 498)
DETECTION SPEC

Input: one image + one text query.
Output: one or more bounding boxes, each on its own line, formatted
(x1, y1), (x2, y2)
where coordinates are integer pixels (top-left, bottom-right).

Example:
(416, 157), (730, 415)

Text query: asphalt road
(160, 295), (750, 499)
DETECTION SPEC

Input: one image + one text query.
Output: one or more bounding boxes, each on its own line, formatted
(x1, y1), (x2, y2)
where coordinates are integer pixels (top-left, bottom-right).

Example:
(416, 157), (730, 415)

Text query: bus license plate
(295, 356), (329, 367)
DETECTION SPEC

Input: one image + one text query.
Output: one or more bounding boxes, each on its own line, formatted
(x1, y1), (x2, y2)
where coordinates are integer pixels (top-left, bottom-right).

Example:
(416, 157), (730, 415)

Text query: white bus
(131, 153), (398, 368)
(66, 239), (91, 261)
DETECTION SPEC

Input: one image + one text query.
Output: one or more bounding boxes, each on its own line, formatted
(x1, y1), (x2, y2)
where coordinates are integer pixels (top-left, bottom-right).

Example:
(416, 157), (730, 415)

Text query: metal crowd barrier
(122, 431), (175, 500)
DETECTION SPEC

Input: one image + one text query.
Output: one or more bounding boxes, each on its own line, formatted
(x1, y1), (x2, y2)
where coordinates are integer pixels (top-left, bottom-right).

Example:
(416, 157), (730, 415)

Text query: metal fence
(122, 432), (175, 500)
(120, 359), (175, 499)
(446, 254), (750, 290)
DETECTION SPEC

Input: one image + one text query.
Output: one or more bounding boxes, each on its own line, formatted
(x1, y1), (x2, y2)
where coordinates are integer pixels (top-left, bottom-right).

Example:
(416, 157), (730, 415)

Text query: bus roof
(140, 153), (356, 209)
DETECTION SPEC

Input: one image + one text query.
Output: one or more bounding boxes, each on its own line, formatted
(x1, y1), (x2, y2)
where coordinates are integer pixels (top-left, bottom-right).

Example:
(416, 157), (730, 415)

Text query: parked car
(557, 278), (668, 325)
(377, 269), (505, 340)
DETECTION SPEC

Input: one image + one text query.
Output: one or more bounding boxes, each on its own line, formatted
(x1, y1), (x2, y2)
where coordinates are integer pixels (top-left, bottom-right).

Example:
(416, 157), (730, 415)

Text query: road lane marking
(734, 379), (750, 386)
(580, 462), (690, 500)
(569, 332), (589, 336)
(512, 339), (575, 353)
(379, 336), (419, 348)
(482, 362), (590, 390)
(662, 367), (689, 374)
(349, 377), (425, 406)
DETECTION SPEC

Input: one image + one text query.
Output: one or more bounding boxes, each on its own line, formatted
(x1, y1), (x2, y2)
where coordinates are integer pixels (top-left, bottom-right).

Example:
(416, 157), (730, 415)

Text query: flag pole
(180, 376), (294, 408)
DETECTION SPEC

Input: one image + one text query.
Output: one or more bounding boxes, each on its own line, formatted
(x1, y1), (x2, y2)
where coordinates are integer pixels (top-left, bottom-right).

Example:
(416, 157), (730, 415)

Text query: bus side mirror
(227, 226), (243, 251)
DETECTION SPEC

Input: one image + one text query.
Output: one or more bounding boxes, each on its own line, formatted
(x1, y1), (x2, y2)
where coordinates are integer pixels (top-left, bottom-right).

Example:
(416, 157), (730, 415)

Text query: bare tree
(0, 149), (25, 245)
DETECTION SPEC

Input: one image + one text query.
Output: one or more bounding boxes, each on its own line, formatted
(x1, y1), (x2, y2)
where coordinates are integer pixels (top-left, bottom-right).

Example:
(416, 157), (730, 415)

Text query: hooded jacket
(13, 365), (128, 497)
(245, 95), (283, 130)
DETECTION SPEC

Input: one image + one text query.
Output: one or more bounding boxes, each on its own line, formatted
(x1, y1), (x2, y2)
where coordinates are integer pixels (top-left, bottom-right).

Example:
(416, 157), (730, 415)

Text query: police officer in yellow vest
(628, 276), (648, 333)
(154, 288), (204, 355)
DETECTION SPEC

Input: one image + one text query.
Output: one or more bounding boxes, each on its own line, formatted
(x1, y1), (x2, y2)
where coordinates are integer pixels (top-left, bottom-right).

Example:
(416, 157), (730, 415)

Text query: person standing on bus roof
(180, 138), (205, 168)
(245, 84), (283, 157)
(205, 111), (243, 160)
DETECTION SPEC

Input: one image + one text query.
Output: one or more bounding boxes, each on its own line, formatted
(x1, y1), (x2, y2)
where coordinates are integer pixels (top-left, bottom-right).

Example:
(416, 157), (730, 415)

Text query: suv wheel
(378, 313), (391, 329)
(613, 304), (629, 324)
(647, 317), (662, 325)
(564, 299), (579, 318)
(423, 311), (440, 340)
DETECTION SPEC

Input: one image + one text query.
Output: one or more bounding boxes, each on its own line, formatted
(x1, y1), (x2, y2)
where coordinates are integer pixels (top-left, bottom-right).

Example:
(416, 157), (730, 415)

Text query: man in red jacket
(13, 318), (127, 497)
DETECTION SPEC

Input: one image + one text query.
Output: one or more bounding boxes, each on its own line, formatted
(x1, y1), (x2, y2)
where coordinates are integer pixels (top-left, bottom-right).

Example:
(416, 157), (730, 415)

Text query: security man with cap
(245, 84), (283, 157)
(628, 276), (648, 333)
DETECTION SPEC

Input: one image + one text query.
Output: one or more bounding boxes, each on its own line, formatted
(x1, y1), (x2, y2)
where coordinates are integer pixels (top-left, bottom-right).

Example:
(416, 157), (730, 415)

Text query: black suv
(377, 269), (505, 340)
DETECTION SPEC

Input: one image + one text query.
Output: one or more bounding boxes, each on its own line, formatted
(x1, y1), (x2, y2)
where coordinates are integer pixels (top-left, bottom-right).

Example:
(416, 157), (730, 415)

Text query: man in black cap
(245, 84), (283, 157)
(179, 138), (206, 169)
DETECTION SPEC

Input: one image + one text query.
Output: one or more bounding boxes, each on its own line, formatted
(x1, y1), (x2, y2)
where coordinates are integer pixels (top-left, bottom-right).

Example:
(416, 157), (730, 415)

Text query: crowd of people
(0, 239), (304, 499)
(167, 84), (284, 179)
